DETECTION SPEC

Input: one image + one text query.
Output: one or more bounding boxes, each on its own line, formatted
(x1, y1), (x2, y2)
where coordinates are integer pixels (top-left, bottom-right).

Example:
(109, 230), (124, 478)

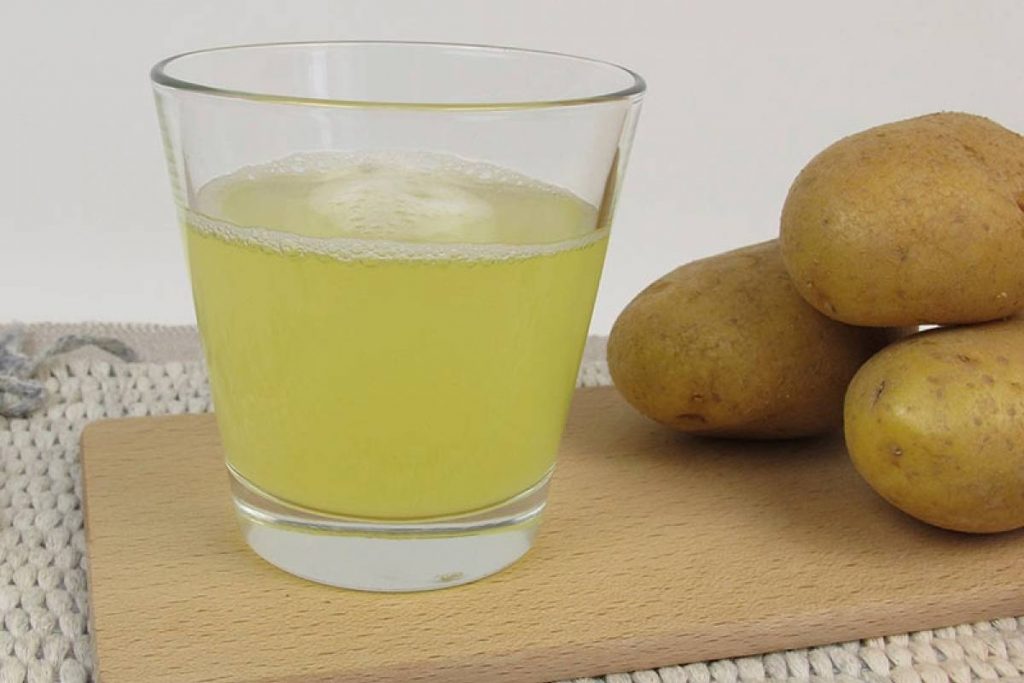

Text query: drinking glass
(151, 41), (644, 591)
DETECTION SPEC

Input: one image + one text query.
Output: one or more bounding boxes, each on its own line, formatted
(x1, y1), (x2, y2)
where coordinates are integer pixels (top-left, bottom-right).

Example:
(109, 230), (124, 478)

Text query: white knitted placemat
(1, 324), (1023, 683)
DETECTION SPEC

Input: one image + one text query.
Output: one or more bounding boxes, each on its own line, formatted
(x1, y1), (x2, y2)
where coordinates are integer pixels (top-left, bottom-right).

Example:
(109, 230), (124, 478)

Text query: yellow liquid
(186, 152), (608, 519)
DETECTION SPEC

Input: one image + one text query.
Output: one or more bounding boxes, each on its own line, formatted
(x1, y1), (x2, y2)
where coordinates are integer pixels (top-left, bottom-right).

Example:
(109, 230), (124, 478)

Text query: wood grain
(81, 387), (1024, 683)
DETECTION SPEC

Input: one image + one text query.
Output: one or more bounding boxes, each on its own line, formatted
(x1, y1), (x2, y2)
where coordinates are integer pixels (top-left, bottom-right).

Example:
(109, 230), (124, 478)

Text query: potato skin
(844, 319), (1024, 533)
(780, 112), (1024, 327)
(608, 241), (899, 438)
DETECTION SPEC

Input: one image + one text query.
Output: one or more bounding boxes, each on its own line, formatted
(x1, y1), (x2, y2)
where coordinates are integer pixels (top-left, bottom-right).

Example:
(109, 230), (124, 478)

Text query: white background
(2, 0), (1022, 335)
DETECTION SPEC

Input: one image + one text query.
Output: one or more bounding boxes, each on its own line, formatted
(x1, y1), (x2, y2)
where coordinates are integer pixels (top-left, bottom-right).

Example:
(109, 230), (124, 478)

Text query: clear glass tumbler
(151, 41), (644, 591)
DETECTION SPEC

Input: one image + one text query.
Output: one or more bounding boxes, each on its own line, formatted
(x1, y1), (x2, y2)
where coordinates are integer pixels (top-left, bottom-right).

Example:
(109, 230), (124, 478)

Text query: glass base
(229, 467), (549, 592)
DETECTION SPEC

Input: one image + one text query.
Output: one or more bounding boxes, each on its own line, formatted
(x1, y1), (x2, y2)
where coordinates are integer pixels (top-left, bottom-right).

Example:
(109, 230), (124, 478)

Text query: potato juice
(186, 152), (607, 519)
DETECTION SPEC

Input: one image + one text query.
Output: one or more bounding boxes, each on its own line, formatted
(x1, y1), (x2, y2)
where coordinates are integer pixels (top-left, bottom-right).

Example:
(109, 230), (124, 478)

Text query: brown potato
(608, 241), (901, 438)
(844, 318), (1024, 533)
(780, 112), (1024, 327)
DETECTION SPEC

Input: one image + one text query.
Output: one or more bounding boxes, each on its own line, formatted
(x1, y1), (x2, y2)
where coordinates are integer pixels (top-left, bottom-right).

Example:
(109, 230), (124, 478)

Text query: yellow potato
(780, 112), (1024, 326)
(608, 241), (900, 438)
(844, 318), (1024, 533)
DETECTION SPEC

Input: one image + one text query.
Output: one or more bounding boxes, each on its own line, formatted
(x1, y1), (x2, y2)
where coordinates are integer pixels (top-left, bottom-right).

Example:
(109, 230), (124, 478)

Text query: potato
(844, 319), (1024, 533)
(608, 241), (900, 438)
(780, 112), (1024, 327)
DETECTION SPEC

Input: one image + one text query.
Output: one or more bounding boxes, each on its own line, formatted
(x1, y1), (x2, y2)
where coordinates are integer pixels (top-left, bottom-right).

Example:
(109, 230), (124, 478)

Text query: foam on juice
(189, 150), (605, 260)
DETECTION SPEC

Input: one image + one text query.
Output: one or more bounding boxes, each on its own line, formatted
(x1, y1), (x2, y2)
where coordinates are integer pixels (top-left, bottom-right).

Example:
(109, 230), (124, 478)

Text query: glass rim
(150, 40), (646, 111)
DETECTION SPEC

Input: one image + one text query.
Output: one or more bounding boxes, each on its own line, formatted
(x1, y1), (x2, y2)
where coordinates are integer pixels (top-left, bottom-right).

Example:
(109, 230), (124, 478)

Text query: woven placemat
(0, 323), (1022, 683)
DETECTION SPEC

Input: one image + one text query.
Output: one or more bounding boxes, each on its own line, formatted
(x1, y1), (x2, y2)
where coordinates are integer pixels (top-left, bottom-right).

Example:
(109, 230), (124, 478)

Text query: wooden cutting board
(81, 387), (1024, 683)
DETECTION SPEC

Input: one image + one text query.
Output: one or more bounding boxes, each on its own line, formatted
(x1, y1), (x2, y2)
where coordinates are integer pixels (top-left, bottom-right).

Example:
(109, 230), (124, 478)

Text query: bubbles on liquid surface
(307, 165), (499, 242)
(189, 151), (604, 263)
